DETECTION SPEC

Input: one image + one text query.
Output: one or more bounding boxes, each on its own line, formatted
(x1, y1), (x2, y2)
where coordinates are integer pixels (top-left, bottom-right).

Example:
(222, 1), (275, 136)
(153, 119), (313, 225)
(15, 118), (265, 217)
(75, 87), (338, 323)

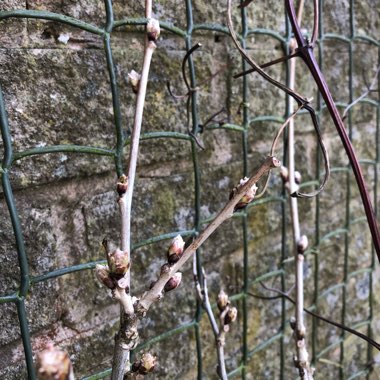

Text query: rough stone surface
(0, 1), (379, 379)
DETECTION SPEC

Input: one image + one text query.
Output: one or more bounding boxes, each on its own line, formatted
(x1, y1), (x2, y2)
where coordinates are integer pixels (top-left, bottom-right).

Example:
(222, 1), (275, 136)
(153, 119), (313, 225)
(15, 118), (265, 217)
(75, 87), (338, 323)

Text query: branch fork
(96, 156), (279, 379)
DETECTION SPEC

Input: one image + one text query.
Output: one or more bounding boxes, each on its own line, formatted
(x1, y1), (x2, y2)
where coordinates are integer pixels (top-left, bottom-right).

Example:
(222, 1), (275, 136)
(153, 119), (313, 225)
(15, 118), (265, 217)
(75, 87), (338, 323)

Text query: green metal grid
(0, 0), (378, 379)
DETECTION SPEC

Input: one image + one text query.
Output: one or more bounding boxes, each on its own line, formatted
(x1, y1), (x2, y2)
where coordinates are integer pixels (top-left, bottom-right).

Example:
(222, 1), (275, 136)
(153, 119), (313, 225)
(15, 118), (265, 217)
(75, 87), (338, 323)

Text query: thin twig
(234, 51), (299, 79)
(248, 283), (380, 351)
(285, 0), (380, 260)
(342, 66), (380, 121)
(310, 0), (318, 45)
(270, 104), (304, 156)
(227, 0), (330, 199)
(254, 104), (304, 199)
(103, 157), (278, 379)
(227, 0), (307, 105)
(193, 258), (228, 380)
(286, 3), (314, 378)
(111, 2), (159, 378)
(138, 156), (280, 312)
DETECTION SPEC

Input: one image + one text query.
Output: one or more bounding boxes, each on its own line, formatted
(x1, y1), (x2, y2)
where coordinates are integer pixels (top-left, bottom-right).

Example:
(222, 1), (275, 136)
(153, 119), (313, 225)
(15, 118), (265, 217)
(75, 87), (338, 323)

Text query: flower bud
(36, 345), (72, 380)
(224, 306), (238, 325)
(297, 235), (308, 254)
(116, 174), (128, 196)
(167, 235), (185, 264)
(128, 70), (141, 94)
(280, 166), (289, 183)
(95, 264), (115, 289)
(232, 177), (258, 211)
(294, 171), (302, 184)
(107, 248), (130, 275)
(289, 316), (296, 330)
(160, 263), (171, 275)
(139, 352), (157, 374)
(217, 290), (229, 311)
(147, 19), (160, 42)
(164, 272), (182, 292)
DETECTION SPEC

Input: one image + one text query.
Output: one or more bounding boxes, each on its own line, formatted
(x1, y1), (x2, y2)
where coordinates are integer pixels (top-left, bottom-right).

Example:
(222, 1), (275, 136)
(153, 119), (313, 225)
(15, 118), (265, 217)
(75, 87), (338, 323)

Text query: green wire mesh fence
(0, 0), (379, 379)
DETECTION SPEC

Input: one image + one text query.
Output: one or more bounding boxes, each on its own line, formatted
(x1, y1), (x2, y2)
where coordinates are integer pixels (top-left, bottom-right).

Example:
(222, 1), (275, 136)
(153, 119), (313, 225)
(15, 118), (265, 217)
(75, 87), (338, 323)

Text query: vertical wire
(0, 87), (35, 379)
(339, 3), (355, 374)
(185, 0), (200, 136)
(281, 6), (293, 379)
(312, 0), (323, 367)
(185, 1), (203, 378)
(367, 43), (380, 380)
(17, 299), (36, 380)
(103, 0), (124, 177)
(240, 2), (249, 379)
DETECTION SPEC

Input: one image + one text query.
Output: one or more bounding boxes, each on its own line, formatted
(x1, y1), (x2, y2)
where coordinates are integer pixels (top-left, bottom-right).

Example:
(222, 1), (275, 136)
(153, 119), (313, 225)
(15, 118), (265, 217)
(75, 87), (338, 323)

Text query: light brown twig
(285, 3), (314, 378)
(137, 156), (280, 312)
(193, 259), (228, 380)
(111, 2), (160, 378)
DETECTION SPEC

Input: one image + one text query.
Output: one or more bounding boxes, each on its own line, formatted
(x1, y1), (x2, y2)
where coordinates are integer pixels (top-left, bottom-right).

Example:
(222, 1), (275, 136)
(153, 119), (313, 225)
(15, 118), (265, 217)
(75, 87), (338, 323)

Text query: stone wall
(0, 1), (379, 379)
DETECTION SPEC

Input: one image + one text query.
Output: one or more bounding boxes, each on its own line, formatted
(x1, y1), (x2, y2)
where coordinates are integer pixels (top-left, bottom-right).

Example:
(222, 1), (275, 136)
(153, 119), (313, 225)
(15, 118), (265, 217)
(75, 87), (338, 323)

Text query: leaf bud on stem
(167, 235), (185, 264)
(164, 272), (182, 292)
(116, 174), (129, 196)
(147, 19), (160, 42)
(36, 344), (73, 380)
(128, 70), (141, 94)
(217, 290), (229, 311)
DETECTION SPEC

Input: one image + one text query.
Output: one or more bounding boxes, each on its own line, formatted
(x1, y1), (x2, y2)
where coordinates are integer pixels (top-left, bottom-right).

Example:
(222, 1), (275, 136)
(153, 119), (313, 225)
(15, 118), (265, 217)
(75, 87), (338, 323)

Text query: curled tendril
(227, 0), (330, 198)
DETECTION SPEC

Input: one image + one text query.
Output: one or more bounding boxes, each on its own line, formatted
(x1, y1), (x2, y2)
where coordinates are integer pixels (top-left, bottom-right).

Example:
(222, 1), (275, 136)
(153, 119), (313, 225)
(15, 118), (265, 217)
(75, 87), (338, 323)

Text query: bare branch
(342, 66), (380, 121)
(234, 51), (299, 79)
(310, 0), (319, 45)
(110, 3), (160, 378)
(285, 0), (380, 259)
(138, 156), (280, 312)
(285, 3), (314, 379)
(248, 283), (380, 351)
(227, 0), (308, 106)
(228, 0), (330, 199)
(193, 258), (228, 380)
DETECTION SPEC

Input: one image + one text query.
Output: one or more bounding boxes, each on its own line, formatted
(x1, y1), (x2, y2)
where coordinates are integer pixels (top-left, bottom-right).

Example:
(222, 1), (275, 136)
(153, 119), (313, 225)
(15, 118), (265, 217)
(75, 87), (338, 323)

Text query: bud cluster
(230, 177), (258, 211)
(95, 240), (130, 290)
(131, 352), (157, 375)
(217, 290), (238, 330)
(36, 345), (72, 380)
(280, 166), (302, 190)
(128, 70), (141, 94)
(167, 235), (185, 264)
